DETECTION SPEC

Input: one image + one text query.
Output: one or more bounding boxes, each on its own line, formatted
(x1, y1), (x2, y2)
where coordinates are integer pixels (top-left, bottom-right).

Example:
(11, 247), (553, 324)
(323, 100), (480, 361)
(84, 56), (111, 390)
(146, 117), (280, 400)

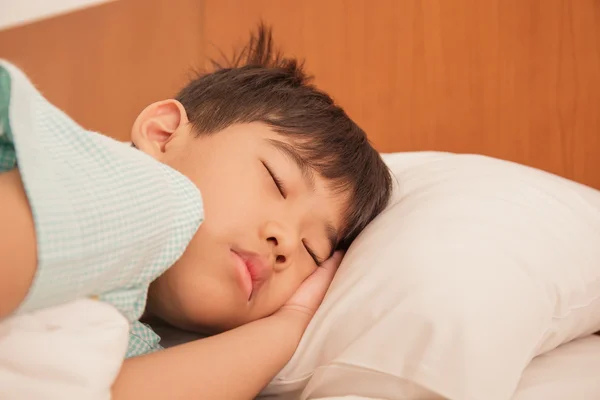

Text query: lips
(231, 249), (270, 300)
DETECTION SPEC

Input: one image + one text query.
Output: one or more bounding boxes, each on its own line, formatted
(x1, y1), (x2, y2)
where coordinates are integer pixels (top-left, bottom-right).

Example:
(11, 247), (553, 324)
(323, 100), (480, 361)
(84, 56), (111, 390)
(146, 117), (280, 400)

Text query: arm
(113, 311), (306, 400)
(0, 168), (37, 319)
(113, 253), (342, 400)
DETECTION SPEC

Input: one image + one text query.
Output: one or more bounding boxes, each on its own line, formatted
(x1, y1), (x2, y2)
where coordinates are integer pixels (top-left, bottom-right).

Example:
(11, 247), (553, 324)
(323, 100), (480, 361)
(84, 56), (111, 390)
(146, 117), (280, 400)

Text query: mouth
(231, 249), (270, 301)
(231, 250), (253, 300)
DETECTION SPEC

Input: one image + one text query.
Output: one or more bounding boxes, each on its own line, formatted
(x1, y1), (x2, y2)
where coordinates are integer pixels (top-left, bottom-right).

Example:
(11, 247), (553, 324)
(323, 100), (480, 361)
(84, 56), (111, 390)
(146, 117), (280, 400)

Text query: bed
(1, 1), (599, 399)
(302, 333), (600, 400)
(512, 334), (600, 400)
(156, 324), (600, 399)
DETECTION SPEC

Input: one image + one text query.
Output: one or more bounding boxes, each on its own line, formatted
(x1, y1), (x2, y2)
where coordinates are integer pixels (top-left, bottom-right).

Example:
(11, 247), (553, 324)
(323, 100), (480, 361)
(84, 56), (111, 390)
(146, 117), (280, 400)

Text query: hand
(275, 251), (344, 327)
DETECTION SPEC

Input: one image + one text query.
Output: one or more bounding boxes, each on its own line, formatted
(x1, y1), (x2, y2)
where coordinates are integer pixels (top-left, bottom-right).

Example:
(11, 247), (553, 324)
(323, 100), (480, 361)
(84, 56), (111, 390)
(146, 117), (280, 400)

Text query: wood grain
(1, 0), (599, 188)
(0, 0), (203, 141)
(202, 0), (600, 189)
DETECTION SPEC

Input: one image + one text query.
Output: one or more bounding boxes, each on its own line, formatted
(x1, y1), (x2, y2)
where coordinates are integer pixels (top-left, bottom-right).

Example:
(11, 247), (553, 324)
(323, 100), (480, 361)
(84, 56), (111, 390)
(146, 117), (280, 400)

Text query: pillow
(260, 152), (600, 400)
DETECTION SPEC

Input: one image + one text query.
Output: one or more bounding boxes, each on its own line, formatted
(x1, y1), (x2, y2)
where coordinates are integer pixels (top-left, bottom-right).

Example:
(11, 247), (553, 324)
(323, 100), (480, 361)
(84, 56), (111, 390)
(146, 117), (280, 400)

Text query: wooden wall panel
(0, 0), (203, 141)
(202, 0), (600, 189)
(1, 0), (599, 189)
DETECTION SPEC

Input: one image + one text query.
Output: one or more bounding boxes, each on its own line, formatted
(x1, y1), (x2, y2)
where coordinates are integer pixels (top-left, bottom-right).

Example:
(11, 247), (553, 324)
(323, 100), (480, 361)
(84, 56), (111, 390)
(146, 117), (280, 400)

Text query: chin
(207, 319), (245, 333)
(177, 307), (245, 334)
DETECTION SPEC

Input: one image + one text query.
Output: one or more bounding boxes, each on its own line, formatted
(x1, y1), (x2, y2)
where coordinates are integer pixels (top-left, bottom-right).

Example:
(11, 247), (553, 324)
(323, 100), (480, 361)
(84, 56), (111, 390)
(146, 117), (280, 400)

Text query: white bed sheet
(307, 335), (600, 400)
(513, 334), (600, 400)
(155, 321), (600, 399)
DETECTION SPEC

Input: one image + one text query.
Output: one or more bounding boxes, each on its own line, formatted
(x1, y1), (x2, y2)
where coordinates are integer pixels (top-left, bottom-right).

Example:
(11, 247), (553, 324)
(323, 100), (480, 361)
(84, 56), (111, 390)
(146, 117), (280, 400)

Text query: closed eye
(262, 161), (287, 198)
(303, 240), (324, 267)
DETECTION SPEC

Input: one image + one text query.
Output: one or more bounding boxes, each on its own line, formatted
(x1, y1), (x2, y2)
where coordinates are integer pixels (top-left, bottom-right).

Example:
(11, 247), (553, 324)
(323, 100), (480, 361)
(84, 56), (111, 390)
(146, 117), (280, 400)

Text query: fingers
(323, 251), (344, 270)
(303, 251), (344, 298)
(318, 250), (344, 280)
(279, 251), (346, 320)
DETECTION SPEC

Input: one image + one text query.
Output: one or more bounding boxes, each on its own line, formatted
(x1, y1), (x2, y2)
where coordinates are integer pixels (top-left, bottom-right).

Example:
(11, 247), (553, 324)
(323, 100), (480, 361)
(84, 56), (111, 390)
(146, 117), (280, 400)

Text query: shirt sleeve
(0, 60), (204, 339)
(127, 320), (163, 358)
(0, 62), (16, 171)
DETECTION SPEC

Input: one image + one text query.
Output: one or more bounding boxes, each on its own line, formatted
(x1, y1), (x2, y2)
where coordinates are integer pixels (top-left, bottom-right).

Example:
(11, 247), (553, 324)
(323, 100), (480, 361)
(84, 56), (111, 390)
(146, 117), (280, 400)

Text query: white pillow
(261, 152), (600, 400)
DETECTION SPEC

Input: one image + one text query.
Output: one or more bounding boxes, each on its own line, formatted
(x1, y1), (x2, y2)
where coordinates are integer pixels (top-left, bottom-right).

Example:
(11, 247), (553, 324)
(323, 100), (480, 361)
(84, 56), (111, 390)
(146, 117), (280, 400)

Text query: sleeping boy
(0, 25), (392, 398)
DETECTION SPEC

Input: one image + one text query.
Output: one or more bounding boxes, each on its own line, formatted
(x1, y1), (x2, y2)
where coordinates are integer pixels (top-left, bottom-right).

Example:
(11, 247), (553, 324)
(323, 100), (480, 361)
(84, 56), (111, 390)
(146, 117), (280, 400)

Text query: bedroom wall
(1, 0), (599, 189)
(0, 0), (114, 30)
(0, 0), (203, 140)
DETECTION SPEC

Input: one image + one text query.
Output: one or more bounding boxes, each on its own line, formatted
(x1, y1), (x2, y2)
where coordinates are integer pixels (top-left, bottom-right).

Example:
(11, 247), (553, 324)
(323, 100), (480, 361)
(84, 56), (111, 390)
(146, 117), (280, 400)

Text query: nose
(260, 220), (296, 271)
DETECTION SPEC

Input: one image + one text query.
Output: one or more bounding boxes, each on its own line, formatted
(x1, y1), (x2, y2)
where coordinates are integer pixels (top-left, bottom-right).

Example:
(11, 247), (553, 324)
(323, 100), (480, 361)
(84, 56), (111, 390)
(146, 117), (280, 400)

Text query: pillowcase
(260, 152), (600, 400)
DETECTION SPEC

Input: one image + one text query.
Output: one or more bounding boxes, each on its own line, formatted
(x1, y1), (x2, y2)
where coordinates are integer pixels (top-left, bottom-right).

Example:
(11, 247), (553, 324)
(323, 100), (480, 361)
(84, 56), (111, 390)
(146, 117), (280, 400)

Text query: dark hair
(176, 24), (392, 251)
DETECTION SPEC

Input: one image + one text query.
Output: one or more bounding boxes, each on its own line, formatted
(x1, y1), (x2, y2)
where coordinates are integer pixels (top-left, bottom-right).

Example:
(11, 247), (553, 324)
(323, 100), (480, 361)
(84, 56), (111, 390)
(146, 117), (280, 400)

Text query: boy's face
(132, 101), (346, 333)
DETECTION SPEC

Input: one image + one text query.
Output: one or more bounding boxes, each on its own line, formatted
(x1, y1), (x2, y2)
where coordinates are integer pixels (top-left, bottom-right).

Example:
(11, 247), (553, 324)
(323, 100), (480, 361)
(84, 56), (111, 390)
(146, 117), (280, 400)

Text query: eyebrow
(266, 138), (339, 257)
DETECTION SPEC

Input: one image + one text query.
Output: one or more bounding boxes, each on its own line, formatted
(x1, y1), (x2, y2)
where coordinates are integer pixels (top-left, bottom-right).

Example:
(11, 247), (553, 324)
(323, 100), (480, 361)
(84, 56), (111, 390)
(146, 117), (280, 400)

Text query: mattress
(512, 334), (600, 400)
(306, 336), (600, 400)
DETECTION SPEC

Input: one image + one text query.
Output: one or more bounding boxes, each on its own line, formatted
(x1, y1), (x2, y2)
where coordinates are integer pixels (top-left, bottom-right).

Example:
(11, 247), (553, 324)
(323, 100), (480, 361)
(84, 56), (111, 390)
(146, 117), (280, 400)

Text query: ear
(131, 99), (189, 159)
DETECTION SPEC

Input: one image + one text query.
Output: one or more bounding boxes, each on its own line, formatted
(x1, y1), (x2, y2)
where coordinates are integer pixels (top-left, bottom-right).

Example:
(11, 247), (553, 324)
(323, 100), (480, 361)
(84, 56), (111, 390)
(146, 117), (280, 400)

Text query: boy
(0, 25), (392, 398)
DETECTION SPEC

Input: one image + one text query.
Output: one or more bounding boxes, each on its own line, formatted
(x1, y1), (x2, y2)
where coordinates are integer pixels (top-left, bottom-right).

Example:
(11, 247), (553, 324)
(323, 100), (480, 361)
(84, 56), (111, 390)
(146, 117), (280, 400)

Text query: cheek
(199, 178), (271, 240)
(161, 254), (241, 330)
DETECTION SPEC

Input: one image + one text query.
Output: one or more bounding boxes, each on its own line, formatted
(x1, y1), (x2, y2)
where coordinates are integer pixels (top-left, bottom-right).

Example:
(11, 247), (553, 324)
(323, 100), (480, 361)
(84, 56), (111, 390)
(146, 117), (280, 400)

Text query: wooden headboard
(1, 0), (599, 188)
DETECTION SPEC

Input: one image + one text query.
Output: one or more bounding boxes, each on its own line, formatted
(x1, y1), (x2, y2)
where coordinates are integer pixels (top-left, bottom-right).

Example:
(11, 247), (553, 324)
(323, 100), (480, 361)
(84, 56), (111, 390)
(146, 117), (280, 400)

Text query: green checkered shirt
(0, 60), (203, 357)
